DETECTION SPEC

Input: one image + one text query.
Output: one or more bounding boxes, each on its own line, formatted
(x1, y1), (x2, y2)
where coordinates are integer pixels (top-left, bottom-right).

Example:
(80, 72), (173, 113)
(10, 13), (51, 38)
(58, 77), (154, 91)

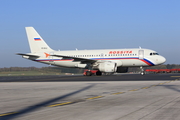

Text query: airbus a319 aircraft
(17, 27), (166, 76)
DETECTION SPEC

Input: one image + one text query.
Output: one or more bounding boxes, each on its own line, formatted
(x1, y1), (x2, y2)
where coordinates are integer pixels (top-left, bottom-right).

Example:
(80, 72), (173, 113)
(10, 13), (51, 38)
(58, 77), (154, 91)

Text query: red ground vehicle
(83, 69), (99, 76)
(83, 69), (114, 76)
(145, 69), (180, 74)
(145, 69), (160, 73)
(170, 69), (180, 73)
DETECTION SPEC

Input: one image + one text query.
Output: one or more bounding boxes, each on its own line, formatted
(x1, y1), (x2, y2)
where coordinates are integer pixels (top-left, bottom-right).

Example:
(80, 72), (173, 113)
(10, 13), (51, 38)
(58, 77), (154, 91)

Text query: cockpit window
(154, 53), (159, 55)
(150, 52), (159, 56)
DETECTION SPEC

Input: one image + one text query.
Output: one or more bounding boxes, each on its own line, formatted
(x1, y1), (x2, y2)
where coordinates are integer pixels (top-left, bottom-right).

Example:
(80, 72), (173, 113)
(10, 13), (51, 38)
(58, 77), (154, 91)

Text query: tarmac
(0, 74), (180, 120)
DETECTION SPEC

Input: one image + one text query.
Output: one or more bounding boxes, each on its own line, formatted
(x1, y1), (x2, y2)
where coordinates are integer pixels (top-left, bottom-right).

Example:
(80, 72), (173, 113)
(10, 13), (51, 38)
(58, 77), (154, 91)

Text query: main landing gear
(140, 66), (145, 75)
(96, 71), (102, 76)
(85, 70), (92, 76)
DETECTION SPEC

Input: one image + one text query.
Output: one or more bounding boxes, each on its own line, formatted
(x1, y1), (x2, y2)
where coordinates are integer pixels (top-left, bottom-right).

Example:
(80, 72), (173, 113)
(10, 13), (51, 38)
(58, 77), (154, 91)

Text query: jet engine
(93, 62), (117, 72)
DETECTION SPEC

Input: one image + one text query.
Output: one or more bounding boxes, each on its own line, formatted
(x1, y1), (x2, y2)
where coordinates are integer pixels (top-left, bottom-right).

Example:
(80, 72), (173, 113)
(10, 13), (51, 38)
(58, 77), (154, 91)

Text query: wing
(51, 54), (97, 64)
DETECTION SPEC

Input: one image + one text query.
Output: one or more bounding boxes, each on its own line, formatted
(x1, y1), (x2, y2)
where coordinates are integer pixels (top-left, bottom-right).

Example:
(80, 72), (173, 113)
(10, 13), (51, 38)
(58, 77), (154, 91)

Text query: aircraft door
(138, 50), (144, 59)
(101, 53), (104, 58)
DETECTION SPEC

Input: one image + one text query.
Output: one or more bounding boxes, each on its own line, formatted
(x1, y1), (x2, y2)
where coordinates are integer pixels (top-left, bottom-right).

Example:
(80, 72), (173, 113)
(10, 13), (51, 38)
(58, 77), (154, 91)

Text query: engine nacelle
(95, 62), (117, 72)
(116, 67), (128, 73)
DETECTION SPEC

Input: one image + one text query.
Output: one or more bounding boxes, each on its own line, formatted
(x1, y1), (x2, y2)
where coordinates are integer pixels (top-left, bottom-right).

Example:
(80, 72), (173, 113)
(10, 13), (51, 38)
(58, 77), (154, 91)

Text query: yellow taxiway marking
(0, 112), (18, 117)
(165, 81), (171, 83)
(129, 89), (139, 92)
(112, 92), (125, 95)
(87, 96), (104, 100)
(48, 102), (73, 107)
(141, 87), (149, 89)
(171, 76), (180, 77)
(159, 83), (165, 85)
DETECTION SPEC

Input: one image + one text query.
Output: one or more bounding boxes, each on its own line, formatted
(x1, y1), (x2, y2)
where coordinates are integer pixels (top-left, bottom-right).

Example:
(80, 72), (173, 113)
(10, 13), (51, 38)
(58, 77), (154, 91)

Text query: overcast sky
(0, 0), (180, 67)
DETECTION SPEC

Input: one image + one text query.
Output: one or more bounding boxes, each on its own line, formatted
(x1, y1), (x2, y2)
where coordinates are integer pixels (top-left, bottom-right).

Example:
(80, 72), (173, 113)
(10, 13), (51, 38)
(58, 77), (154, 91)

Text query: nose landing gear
(140, 66), (145, 75)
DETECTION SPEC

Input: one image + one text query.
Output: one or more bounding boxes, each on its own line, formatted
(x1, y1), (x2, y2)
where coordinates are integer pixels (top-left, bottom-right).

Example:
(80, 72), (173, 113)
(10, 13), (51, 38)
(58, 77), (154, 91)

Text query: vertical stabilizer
(25, 27), (53, 53)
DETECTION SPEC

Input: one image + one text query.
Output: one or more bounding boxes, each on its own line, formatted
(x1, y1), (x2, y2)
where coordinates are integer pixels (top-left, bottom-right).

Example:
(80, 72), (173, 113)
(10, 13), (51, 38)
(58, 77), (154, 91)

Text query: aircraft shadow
(0, 84), (95, 120)
(163, 85), (180, 93)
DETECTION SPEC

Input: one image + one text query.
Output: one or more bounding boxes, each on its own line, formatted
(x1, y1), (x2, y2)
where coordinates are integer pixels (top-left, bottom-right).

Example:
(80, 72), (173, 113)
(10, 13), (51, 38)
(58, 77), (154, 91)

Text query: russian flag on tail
(34, 38), (41, 41)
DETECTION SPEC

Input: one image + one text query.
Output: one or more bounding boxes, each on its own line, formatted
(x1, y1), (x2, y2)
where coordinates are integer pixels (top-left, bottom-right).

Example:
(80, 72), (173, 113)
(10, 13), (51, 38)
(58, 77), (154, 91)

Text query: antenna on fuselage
(139, 46), (142, 49)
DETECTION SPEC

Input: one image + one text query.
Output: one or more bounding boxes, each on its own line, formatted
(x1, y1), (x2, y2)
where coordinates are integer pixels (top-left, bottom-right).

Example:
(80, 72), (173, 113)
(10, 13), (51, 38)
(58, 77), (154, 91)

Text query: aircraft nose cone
(155, 56), (166, 65)
(162, 57), (166, 63)
(159, 56), (166, 64)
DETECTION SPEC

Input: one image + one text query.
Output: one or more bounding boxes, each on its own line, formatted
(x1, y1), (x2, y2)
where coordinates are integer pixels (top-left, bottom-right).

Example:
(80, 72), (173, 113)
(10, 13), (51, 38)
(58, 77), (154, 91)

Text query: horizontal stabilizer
(16, 53), (40, 57)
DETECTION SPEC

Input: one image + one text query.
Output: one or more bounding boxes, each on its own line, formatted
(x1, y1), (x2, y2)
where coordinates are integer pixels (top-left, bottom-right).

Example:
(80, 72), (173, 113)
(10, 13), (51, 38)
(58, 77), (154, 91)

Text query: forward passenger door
(138, 50), (144, 59)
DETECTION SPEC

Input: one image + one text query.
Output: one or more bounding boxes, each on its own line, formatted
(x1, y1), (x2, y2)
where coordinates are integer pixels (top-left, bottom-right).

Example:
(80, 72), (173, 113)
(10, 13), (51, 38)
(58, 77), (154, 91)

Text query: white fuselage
(31, 48), (166, 68)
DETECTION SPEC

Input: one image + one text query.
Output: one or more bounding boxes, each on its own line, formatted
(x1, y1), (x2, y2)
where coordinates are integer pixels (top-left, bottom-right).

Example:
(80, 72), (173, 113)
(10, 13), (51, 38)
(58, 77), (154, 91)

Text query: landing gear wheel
(141, 72), (145, 75)
(96, 71), (102, 76)
(86, 71), (92, 76)
(140, 66), (145, 76)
